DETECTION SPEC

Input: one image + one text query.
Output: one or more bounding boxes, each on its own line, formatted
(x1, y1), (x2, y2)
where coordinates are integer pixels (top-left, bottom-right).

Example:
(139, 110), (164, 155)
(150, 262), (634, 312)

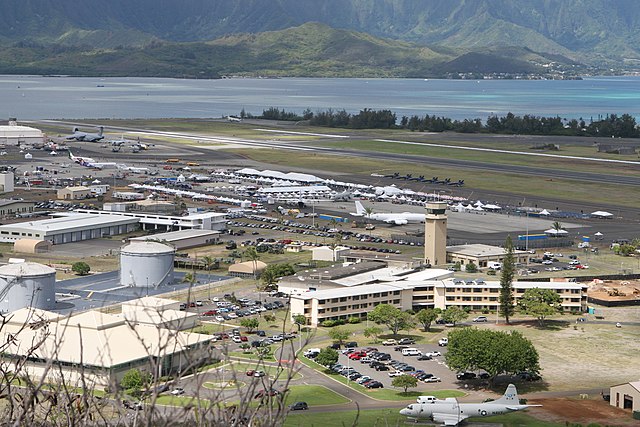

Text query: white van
(401, 348), (422, 356)
(488, 261), (502, 270)
(416, 395), (438, 404)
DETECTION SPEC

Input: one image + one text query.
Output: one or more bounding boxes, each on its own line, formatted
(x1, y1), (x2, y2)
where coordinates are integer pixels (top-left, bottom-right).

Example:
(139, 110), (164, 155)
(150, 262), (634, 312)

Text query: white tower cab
(424, 202), (447, 266)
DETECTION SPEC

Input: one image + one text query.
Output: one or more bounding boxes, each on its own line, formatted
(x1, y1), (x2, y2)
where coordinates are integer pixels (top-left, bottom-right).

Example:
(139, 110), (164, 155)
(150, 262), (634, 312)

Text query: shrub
(465, 262), (478, 273)
(348, 317), (360, 324)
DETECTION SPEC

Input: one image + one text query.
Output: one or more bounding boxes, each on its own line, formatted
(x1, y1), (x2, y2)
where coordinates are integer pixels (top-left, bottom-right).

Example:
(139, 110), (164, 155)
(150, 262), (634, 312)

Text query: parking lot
(328, 342), (456, 391)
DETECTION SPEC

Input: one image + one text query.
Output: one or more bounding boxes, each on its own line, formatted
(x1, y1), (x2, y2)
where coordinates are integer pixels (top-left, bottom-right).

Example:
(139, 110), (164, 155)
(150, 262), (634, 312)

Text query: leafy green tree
(445, 328), (540, 386)
(292, 314), (307, 327)
(261, 263), (295, 289)
(328, 327), (350, 345)
(367, 304), (415, 336)
(120, 368), (151, 398)
(71, 261), (90, 276)
(240, 318), (259, 333)
(499, 235), (516, 324)
(392, 374), (418, 394)
(415, 308), (440, 332)
(441, 306), (468, 326)
(363, 326), (383, 343)
(263, 314), (276, 323)
(518, 288), (562, 327)
(465, 262), (478, 273)
(315, 348), (339, 367)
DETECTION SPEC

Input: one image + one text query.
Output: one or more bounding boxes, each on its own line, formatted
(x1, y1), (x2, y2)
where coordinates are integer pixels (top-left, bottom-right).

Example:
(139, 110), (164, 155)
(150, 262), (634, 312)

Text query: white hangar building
(0, 213), (140, 244)
(0, 121), (43, 145)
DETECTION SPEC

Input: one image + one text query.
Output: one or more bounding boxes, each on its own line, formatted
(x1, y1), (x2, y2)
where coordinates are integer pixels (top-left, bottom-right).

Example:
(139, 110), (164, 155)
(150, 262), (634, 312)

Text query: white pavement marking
(376, 138), (640, 165)
(254, 128), (350, 138)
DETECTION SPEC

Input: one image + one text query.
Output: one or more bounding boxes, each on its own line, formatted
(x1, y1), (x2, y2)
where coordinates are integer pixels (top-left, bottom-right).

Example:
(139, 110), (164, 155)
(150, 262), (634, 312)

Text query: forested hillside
(1, 0), (639, 76)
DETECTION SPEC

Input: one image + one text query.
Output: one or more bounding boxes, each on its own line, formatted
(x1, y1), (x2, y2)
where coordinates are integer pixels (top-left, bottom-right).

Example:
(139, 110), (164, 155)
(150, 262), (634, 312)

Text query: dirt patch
(528, 397), (637, 426)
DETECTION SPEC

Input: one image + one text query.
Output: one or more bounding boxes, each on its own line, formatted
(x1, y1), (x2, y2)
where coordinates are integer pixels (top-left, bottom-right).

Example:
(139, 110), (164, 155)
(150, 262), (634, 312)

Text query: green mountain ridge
(0, 23), (557, 78)
(2, 1), (640, 76)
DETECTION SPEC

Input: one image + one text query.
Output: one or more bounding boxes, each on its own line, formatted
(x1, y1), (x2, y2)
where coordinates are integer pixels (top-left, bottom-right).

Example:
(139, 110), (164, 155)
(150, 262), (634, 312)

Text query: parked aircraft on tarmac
(399, 384), (540, 426)
(65, 126), (105, 142)
(68, 151), (116, 169)
(351, 201), (425, 225)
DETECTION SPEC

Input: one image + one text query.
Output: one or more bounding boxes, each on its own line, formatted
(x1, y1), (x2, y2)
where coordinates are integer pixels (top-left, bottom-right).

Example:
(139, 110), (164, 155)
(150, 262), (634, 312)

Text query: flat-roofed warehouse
(130, 229), (220, 250)
(0, 213), (140, 244)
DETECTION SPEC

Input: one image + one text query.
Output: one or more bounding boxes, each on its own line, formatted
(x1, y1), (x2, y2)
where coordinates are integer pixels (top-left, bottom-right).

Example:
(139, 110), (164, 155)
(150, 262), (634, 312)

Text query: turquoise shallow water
(0, 75), (638, 120)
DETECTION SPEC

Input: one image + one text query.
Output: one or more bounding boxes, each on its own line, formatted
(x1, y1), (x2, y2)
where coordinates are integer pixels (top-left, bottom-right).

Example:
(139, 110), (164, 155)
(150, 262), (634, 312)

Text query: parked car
(456, 372), (477, 380)
(438, 338), (448, 347)
(398, 338), (415, 345)
(170, 387), (184, 396)
(382, 339), (398, 346)
(424, 377), (442, 383)
(365, 381), (384, 389)
(417, 355), (432, 361)
(423, 351), (441, 357)
(473, 316), (488, 323)
(289, 401), (308, 411)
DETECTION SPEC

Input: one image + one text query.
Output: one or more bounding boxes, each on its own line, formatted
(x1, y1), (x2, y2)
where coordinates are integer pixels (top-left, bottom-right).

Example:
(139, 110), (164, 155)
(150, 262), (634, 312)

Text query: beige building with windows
(57, 186), (92, 200)
(446, 243), (529, 268)
(0, 199), (35, 216)
(290, 276), (587, 327)
(289, 283), (414, 327)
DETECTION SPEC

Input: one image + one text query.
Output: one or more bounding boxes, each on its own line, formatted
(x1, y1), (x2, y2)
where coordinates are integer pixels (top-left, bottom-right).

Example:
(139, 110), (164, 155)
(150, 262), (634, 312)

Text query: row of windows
(317, 299), (402, 314)
(0, 231), (41, 237)
(319, 291), (400, 304)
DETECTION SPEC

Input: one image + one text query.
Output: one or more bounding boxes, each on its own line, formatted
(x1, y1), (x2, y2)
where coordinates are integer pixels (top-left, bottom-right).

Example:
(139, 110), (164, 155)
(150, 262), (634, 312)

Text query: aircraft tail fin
(98, 126), (104, 136)
(354, 201), (366, 216)
(493, 384), (519, 405)
(72, 127), (79, 132)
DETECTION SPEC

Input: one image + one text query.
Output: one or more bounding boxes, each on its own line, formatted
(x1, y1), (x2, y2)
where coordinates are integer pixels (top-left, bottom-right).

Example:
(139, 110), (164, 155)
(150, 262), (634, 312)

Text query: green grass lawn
(284, 408), (566, 427)
(153, 395), (213, 408)
(284, 384), (349, 406)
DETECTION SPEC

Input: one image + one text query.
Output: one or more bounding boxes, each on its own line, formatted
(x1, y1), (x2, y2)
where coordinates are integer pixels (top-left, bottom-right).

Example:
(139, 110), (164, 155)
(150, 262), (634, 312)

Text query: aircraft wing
(432, 412), (467, 426)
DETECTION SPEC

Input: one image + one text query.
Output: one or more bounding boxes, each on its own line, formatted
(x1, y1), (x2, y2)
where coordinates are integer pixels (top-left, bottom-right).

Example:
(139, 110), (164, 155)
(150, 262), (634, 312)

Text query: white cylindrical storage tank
(0, 262), (56, 313)
(120, 241), (175, 288)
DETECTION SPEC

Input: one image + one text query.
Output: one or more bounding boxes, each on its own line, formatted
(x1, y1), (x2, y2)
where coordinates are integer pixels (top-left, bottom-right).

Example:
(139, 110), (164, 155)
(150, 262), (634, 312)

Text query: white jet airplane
(68, 151), (116, 169)
(399, 384), (540, 426)
(351, 200), (425, 225)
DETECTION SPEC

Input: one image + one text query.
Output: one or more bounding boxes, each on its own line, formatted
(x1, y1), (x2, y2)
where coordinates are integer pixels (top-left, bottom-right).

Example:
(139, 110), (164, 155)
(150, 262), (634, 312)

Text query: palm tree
(364, 206), (374, 218)
(244, 246), (260, 279)
(552, 221), (564, 232)
(201, 255), (216, 300)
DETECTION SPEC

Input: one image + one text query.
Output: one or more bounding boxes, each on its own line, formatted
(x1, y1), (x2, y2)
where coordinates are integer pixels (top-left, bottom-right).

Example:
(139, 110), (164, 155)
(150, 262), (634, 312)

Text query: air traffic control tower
(424, 201), (447, 266)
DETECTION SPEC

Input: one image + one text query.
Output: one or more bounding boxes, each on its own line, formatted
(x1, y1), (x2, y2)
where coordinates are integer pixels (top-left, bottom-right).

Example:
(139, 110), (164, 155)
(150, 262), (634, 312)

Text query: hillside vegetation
(1, 0), (639, 76)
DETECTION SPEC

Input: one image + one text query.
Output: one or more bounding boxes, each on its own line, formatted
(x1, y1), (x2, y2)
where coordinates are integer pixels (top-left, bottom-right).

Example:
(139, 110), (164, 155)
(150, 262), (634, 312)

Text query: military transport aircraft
(399, 384), (540, 426)
(65, 126), (105, 142)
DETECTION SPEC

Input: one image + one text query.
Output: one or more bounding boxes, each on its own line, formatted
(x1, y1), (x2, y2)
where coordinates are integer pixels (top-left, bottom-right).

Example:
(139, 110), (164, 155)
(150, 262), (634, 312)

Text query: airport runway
(39, 120), (640, 187)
